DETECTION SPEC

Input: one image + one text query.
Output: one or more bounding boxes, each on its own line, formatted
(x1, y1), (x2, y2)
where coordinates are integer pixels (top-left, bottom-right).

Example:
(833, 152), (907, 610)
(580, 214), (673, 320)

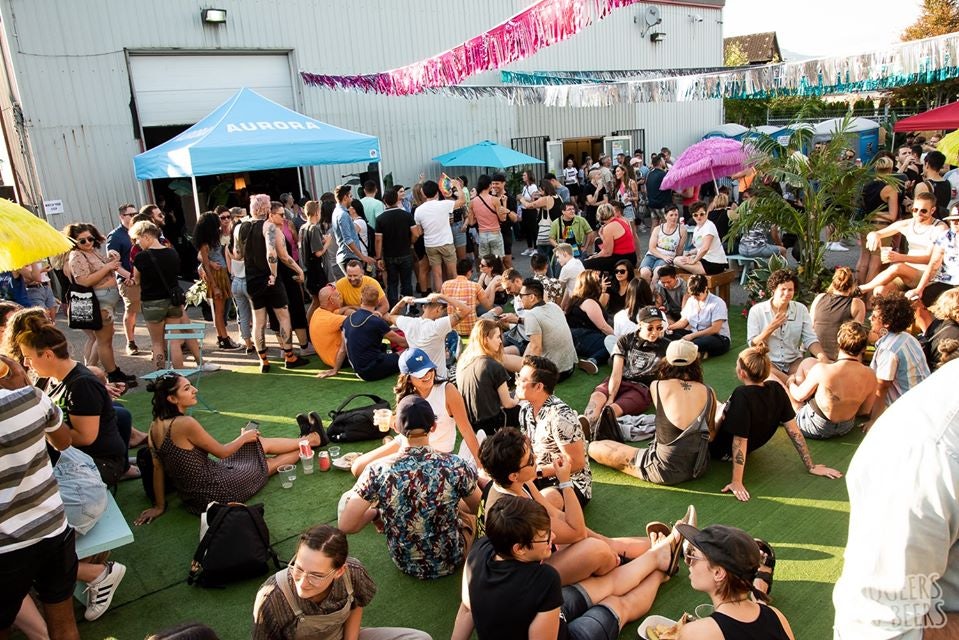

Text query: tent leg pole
(191, 176), (201, 221)
(296, 168), (305, 199)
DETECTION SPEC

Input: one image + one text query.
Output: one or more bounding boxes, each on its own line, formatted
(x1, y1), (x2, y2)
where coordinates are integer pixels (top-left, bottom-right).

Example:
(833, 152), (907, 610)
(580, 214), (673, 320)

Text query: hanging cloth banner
(500, 67), (731, 85)
(300, 0), (646, 96)
(434, 32), (959, 106)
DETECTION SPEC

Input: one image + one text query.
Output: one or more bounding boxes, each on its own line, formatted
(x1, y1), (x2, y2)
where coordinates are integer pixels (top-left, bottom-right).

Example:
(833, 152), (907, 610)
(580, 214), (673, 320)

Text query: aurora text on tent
(225, 121), (321, 133)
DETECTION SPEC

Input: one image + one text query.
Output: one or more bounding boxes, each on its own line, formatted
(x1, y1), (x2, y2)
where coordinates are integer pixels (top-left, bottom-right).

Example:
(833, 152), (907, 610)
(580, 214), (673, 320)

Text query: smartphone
(242, 420), (260, 434)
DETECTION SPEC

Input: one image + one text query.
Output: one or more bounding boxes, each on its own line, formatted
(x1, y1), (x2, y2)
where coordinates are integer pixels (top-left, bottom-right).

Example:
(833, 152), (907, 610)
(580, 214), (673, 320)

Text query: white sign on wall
(43, 199), (64, 216)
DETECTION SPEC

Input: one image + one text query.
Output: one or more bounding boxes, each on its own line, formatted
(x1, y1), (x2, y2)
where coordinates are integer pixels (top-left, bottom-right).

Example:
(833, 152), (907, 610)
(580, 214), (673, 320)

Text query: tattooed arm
(784, 419), (843, 479)
(264, 221), (279, 283)
(721, 436), (751, 502)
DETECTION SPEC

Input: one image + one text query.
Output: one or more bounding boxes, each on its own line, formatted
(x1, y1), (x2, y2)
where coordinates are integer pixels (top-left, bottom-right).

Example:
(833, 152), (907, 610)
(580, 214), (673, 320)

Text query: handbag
(536, 209), (552, 246)
(188, 502), (281, 588)
(326, 393), (391, 442)
(146, 250), (186, 306)
(66, 280), (102, 330)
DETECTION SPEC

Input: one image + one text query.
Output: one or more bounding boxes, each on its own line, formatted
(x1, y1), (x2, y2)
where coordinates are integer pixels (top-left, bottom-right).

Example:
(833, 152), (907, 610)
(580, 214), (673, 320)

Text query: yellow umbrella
(937, 129), (959, 165)
(0, 198), (74, 271)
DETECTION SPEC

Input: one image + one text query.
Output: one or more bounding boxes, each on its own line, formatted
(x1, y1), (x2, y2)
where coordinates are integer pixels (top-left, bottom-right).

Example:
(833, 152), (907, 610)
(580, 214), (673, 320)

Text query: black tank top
(711, 604), (790, 640)
(243, 219), (269, 278)
(566, 302), (605, 331)
(862, 180), (887, 221)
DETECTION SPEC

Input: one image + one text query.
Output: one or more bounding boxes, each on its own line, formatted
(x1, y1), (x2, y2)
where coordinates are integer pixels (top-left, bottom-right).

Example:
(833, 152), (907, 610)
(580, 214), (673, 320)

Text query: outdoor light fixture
(650, 31), (666, 43)
(234, 175), (247, 190)
(201, 8), (227, 24)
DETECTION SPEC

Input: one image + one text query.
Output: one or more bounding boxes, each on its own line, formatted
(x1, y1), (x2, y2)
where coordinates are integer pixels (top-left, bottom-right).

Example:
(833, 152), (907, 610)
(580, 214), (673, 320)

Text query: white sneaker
(300, 345), (317, 357)
(200, 362), (221, 372)
(827, 242), (849, 251)
(84, 561), (126, 621)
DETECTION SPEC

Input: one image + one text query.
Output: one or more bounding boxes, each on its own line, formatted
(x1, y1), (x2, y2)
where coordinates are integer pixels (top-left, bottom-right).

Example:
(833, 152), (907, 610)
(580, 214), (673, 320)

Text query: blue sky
(724, 0), (924, 58)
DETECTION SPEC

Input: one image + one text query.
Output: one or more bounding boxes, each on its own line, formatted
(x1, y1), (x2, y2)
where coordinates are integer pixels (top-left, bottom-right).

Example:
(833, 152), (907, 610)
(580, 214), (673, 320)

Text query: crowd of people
(2, 138), (958, 639)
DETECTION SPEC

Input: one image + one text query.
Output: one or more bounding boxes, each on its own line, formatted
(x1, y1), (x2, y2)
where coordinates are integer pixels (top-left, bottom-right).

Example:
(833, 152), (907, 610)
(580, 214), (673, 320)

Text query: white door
(546, 140), (564, 178)
(128, 53), (295, 127)
(603, 136), (632, 163)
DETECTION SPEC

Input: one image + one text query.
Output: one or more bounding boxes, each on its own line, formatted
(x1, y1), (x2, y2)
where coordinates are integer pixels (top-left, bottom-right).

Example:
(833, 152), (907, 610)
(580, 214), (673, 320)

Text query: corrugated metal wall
(0, 0), (724, 232)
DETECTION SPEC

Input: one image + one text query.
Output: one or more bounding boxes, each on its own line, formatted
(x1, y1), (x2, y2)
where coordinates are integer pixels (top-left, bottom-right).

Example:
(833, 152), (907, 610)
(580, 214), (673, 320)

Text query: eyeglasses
(530, 531), (552, 545)
(684, 551), (706, 566)
(519, 449), (536, 470)
(288, 561), (336, 586)
(119, 212), (134, 218)
(913, 207), (931, 214)
(76, 237), (94, 245)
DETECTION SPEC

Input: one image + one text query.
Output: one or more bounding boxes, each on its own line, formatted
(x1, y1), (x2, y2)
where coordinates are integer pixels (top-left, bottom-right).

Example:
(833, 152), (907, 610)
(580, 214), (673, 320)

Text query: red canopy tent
(894, 101), (959, 132)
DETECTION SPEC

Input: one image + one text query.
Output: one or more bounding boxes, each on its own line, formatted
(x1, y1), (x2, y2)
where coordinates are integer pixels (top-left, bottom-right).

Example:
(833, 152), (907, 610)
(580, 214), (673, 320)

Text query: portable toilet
(703, 123), (748, 140)
(813, 117), (880, 161)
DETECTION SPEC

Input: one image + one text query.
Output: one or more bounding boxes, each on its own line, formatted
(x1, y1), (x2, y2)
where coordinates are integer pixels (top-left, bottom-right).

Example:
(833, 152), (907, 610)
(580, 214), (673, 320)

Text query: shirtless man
(787, 322), (877, 439)
(859, 192), (947, 297)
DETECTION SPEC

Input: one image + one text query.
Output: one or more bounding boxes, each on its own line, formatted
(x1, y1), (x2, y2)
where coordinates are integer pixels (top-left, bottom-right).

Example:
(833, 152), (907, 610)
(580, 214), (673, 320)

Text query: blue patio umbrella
(433, 140), (544, 168)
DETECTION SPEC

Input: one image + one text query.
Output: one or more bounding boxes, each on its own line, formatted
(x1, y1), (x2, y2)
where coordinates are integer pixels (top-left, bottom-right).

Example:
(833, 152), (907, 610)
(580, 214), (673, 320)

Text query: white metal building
(0, 0), (724, 233)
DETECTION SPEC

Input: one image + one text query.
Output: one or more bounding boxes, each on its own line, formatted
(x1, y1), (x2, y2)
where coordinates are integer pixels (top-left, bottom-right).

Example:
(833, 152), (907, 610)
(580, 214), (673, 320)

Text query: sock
(283, 348), (296, 362)
(92, 565), (109, 584)
(258, 350), (269, 363)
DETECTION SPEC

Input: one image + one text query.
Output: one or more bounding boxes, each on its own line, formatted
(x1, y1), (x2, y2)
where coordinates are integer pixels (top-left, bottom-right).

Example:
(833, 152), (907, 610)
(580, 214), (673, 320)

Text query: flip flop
(646, 521), (670, 539)
(666, 526), (683, 577)
(754, 538), (776, 595)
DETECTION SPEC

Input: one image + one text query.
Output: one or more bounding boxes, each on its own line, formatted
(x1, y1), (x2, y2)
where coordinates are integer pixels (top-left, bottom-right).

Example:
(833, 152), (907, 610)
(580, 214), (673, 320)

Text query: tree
(729, 116), (894, 301)
(724, 41), (749, 68)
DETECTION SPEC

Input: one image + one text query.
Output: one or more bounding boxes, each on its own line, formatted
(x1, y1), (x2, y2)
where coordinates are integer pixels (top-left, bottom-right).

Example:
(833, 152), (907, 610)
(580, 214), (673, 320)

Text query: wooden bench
(678, 269), (738, 306)
(74, 493), (134, 600)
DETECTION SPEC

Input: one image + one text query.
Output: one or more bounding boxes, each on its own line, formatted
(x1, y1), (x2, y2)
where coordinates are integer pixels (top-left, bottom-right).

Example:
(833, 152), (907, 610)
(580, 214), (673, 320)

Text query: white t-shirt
(692, 220), (728, 265)
(414, 200), (455, 248)
(394, 315), (453, 378)
(558, 258), (585, 298)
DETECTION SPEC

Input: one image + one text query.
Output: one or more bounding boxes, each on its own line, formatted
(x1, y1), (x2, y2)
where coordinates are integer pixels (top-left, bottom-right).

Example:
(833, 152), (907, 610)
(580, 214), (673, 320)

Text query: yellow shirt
(335, 276), (384, 307)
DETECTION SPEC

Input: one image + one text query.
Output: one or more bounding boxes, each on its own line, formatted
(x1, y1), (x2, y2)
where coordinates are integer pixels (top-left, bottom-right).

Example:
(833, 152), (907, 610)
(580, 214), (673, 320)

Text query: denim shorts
(94, 286), (121, 321)
(53, 448), (108, 535)
(622, 205), (636, 221)
(451, 223), (467, 248)
(796, 402), (855, 440)
(563, 583), (621, 640)
(640, 254), (667, 272)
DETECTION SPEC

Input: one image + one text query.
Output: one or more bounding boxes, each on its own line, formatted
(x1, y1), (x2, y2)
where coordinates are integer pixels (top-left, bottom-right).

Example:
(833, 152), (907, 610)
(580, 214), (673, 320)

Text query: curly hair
(249, 194), (271, 218)
(687, 274), (708, 296)
(872, 292), (914, 333)
(766, 269), (799, 294)
(931, 287), (959, 324)
(192, 212), (222, 251)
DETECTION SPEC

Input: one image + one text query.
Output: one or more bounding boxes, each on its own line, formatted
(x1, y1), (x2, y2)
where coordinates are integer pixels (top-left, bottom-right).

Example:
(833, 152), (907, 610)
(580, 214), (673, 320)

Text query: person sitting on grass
(382, 293), (471, 379)
(452, 495), (686, 640)
(589, 340), (717, 485)
(582, 306), (670, 435)
(342, 285), (408, 382)
(517, 356), (592, 506)
(133, 373), (326, 523)
(338, 395), (480, 581)
(667, 274), (731, 359)
(866, 292), (930, 429)
(746, 269), (828, 382)
(457, 319), (522, 433)
(787, 322), (877, 440)
(709, 344), (843, 503)
(478, 427), (695, 586)
(565, 270), (615, 375)
(252, 524), (431, 640)
(809, 267), (866, 361)
(516, 279), (578, 380)
(654, 265), (689, 323)
(676, 523), (793, 639)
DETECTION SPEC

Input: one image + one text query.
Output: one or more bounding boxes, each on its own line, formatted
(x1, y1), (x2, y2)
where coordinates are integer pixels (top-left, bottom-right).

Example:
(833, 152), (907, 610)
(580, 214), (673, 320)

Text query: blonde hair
(129, 220), (160, 240)
(458, 319), (504, 370)
(597, 203), (615, 223)
(826, 267), (857, 296)
(712, 193), (729, 208)
(931, 287), (959, 324)
(554, 243), (573, 258)
(874, 156), (894, 173)
(737, 343), (771, 382)
(250, 194), (271, 218)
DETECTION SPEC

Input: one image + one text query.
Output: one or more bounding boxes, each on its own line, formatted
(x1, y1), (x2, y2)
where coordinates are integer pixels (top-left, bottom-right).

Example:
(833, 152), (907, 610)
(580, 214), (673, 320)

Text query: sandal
(666, 526), (683, 577)
(754, 538), (776, 595)
(646, 521), (670, 539)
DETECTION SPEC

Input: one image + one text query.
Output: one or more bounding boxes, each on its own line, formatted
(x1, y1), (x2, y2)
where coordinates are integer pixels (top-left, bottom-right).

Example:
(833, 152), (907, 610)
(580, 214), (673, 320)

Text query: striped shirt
(0, 386), (67, 553)
(871, 331), (931, 406)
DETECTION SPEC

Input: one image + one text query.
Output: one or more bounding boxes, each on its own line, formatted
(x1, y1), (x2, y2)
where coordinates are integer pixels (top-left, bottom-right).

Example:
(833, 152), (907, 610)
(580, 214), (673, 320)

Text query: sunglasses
(912, 207), (931, 214)
(119, 212), (133, 218)
(615, 269), (628, 274)
(76, 237), (94, 245)
(219, 215), (231, 220)
(692, 213), (706, 218)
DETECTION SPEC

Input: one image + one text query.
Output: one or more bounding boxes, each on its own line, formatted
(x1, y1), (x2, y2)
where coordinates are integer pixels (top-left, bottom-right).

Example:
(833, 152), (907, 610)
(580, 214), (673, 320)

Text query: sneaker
(126, 341), (139, 356)
(827, 242), (849, 252)
(300, 344), (317, 357)
(107, 368), (138, 386)
(245, 344), (256, 355)
(285, 355), (310, 369)
(217, 336), (242, 350)
(84, 561), (126, 621)
(260, 360), (271, 373)
(638, 224), (649, 233)
(577, 358), (599, 375)
(199, 362), (221, 372)
(578, 415), (593, 442)
(295, 413), (311, 437)
(307, 411), (330, 447)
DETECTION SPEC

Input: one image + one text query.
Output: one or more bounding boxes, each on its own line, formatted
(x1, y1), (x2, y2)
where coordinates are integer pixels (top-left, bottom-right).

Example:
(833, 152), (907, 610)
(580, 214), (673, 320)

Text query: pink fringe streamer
(300, 0), (642, 96)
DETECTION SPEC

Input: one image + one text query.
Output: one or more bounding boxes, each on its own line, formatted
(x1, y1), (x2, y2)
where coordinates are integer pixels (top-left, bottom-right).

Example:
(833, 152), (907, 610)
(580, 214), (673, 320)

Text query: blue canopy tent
(702, 123), (748, 140)
(433, 140), (544, 168)
(133, 87), (380, 214)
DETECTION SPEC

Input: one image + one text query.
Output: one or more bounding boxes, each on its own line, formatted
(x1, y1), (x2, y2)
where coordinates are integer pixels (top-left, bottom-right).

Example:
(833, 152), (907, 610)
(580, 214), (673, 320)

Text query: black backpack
(188, 502), (281, 587)
(326, 393), (391, 442)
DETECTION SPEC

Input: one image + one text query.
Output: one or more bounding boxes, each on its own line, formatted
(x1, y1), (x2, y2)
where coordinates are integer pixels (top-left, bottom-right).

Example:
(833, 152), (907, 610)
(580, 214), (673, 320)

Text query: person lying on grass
(134, 373), (326, 523)
(708, 344), (842, 502)
(478, 426), (694, 586)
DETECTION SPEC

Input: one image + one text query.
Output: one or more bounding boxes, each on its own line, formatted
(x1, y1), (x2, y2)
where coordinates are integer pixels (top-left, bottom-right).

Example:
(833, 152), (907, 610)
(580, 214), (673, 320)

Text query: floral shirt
(519, 395), (592, 499)
(353, 446), (477, 580)
(932, 229), (959, 285)
(533, 273), (565, 305)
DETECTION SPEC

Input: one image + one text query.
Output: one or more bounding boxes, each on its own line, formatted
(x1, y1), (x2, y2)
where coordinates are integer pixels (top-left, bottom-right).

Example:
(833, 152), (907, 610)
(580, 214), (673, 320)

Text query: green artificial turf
(79, 308), (857, 639)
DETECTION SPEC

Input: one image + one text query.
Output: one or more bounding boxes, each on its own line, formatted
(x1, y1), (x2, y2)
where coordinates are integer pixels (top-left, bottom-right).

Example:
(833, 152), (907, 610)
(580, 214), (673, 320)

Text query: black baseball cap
(637, 306), (665, 323)
(395, 395), (436, 435)
(676, 524), (761, 583)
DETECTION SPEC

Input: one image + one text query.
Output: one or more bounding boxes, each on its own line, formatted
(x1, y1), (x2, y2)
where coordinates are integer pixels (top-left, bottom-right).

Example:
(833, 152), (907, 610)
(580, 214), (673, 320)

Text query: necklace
(716, 597), (751, 608)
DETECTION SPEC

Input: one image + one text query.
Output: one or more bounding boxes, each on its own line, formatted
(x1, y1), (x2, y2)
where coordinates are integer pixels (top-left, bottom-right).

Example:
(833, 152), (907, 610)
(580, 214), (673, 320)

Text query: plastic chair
(140, 323), (218, 413)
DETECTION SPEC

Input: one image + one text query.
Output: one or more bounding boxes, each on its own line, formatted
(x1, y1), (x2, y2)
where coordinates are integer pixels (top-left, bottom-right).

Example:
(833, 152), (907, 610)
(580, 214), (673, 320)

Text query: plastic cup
(300, 452), (315, 475)
(880, 247), (892, 263)
(374, 409), (393, 433)
(318, 451), (331, 472)
(328, 446), (341, 459)
(278, 464), (296, 488)
(694, 604), (714, 619)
